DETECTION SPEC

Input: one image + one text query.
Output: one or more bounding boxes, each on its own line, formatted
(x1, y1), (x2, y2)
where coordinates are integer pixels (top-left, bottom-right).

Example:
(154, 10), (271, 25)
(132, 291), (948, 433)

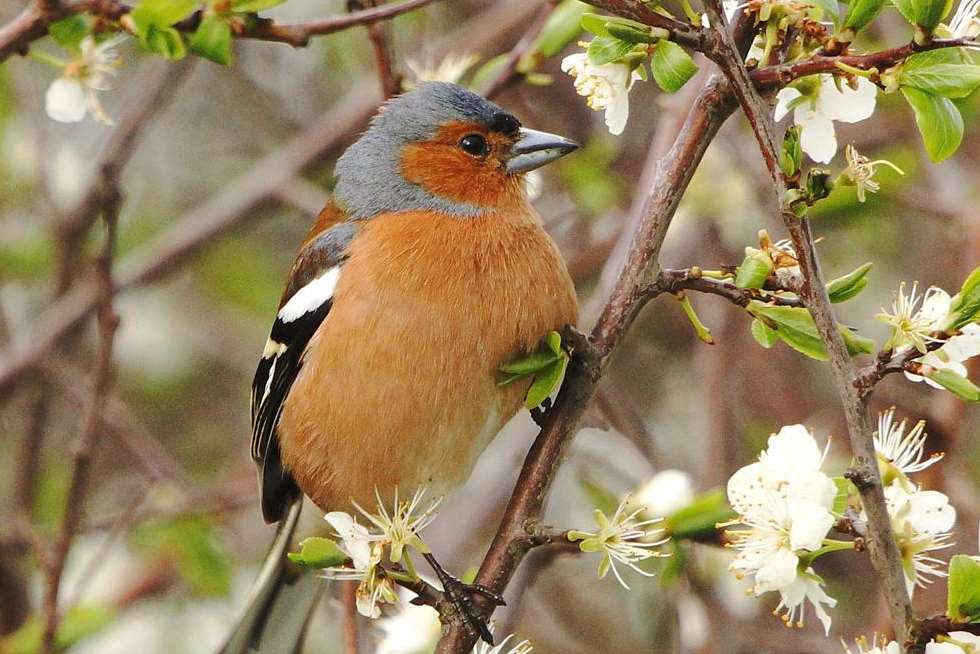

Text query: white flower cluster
(46, 35), (126, 126)
(846, 632), (980, 654)
(560, 49), (641, 135)
(775, 75), (877, 163)
(322, 488), (441, 618)
(725, 425), (839, 633)
(871, 410), (955, 595)
(876, 282), (980, 388)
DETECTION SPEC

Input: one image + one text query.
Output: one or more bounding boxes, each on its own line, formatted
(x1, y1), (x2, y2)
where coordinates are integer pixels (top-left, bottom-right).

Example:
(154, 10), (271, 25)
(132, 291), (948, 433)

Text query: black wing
(250, 221), (358, 523)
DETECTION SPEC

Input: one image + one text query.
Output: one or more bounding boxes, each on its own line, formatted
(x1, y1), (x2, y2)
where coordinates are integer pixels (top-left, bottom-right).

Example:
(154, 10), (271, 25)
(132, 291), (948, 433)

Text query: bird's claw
(421, 553), (504, 645)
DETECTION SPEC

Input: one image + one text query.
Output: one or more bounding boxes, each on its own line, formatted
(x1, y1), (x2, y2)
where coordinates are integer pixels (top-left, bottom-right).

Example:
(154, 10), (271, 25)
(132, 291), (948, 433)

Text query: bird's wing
(251, 219), (359, 523)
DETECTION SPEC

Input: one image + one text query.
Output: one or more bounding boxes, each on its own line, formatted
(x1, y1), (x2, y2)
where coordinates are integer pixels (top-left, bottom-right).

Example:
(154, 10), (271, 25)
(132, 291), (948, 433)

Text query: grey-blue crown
(334, 82), (520, 220)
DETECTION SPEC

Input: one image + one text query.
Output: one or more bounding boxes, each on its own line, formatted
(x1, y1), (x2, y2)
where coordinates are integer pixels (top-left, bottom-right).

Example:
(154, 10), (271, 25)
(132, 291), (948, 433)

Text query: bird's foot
(413, 552), (505, 645)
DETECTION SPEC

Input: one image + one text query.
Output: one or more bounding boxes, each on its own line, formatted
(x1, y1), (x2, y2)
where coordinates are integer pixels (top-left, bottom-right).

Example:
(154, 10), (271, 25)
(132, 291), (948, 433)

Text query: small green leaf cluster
(748, 301), (876, 360)
(580, 14), (698, 93)
(889, 50), (980, 161)
(498, 331), (569, 409)
(947, 555), (980, 623)
(130, 0), (285, 64)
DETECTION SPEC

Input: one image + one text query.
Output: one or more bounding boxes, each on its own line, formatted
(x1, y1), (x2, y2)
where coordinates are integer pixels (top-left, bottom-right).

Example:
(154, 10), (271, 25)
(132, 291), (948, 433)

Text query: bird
(226, 81), (579, 652)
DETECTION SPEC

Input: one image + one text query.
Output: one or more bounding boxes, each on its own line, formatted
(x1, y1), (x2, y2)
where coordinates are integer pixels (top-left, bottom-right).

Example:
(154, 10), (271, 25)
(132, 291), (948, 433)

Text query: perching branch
(701, 0), (914, 643)
(434, 74), (739, 653)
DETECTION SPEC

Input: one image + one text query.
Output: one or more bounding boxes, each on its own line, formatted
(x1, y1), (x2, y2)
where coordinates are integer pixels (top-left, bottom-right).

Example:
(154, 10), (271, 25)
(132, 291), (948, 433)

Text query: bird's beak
(505, 128), (579, 174)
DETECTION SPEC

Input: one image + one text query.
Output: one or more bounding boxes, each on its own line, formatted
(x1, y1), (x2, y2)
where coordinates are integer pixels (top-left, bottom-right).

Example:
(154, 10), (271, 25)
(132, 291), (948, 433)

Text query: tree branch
(39, 190), (121, 654)
(701, 0), (914, 642)
(434, 75), (738, 653)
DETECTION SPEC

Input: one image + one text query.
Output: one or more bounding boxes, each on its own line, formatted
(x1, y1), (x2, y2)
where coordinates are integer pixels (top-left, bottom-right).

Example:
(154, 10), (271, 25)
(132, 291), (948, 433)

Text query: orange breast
(276, 206), (578, 512)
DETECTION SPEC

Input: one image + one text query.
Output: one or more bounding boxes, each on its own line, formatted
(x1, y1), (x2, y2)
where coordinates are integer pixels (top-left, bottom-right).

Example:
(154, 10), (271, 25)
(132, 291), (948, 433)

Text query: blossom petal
(818, 76), (877, 123)
(906, 490), (956, 534)
(796, 107), (838, 163)
(762, 424), (823, 470)
(636, 469), (694, 517)
(754, 547), (799, 593)
(788, 503), (834, 551)
(46, 78), (87, 123)
(774, 88), (801, 121)
(604, 92), (630, 135)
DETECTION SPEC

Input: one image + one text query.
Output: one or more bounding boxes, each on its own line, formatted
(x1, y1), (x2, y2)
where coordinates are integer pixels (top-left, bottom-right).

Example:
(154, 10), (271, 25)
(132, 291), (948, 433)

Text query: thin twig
(353, 0), (402, 99)
(701, 0), (913, 642)
(480, 2), (555, 99)
(39, 191), (121, 654)
(340, 581), (361, 654)
(0, 0), (443, 62)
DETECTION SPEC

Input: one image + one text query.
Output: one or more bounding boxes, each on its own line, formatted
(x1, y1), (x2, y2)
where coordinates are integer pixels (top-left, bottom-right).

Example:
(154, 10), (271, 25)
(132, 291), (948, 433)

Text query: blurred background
(0, 0), (978, 652)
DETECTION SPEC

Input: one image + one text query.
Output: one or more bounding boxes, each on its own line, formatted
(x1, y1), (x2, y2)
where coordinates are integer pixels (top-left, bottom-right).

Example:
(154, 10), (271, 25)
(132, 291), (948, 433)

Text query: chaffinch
(248, 81), (579, 644)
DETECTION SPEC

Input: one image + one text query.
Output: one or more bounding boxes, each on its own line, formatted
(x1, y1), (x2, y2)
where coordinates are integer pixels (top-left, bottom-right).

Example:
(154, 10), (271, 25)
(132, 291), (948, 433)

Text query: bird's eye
(459, 134), (489, 157)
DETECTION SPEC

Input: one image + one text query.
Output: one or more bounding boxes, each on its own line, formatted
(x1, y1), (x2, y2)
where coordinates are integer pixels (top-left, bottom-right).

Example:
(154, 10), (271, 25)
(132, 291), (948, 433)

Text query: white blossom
(473, 633), (534, 654)
(882, 483), (956, 596)
(925, 632), (980, 654)
(405, 52), (478, 84)
(375, 592), (441, 654)
(725, 425), (838, 633)
(45, 35), (126, 125)
(874, 408), (943, 487)
(843, 634), (901, 654)
(905, 323), (980, 388)
(774, 75), (877, 163)
(561, 50), (641, 135)
(568, 497), (669, 590)
(948, 0), (980, 37)
(634, 469), (695, 517)
(352, 487), (441, 564)
(876, 282), (951, 353)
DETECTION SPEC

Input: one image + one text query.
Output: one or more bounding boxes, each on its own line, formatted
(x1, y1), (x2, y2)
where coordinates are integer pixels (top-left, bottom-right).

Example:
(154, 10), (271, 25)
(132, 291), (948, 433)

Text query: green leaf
(808, 0), (840, 22)
(525, 355), (568, 408)
(826, 262), (872, 303)
(141, 24), (187, 59)
(750, 318), (779, 348)
(131, 0), (199, 31)
(945, 265), (980, 330)
(900, 57), (980, 98)
(735, 249), (773, 289)
(747, 302), (828, 360)
(892, 0), (952, 28)
(546, 330), (563, 356)
(231, 0), (285, 12)
(650, 41), (698, 92)
(664, 489), (735, 540)
(947, 555), (980, 622)
(927, 368), (980, 401)
(533, 0), (590, 57)
(189, 14), (231, 64)
(840, 325), (877, 356)
(831, 476), (853, 516)
(586, 36), (634, 66)
(499, 350), (559, 376)
(843, 0), (885, 30)
(607, 22), (661, 44)
(780, 125), (803, 177)
(49, 15), (89, 53)
(581, 12), (613, 36)
(901, 87), (963, 162)
(287, 536), (348, 569)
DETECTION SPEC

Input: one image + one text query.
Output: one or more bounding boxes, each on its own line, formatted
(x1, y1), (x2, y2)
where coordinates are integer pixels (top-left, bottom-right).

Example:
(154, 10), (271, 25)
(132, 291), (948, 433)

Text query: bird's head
(334, 82), (578, 219)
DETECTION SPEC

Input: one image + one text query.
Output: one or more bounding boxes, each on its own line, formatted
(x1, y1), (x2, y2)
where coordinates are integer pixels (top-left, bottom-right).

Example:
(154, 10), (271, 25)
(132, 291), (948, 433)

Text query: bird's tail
(217, 498), (324, 654)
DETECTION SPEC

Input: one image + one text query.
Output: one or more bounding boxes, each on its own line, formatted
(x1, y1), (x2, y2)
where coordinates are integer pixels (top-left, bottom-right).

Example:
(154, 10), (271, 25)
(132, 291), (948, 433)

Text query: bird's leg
(413, 552), (505, 645)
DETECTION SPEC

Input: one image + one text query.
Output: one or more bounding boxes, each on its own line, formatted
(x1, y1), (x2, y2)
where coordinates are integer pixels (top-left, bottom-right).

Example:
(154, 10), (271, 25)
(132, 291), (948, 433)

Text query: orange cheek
(400, 143), (516, 208)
